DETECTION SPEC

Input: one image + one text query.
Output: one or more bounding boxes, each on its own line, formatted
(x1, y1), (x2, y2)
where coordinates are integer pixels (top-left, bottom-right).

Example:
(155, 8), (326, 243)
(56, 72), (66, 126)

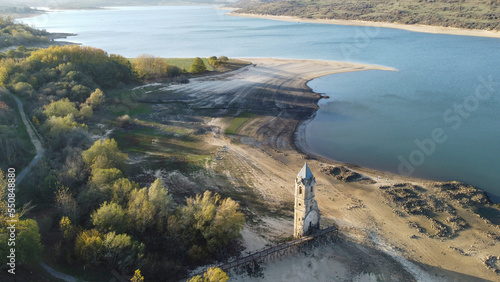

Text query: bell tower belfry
(294, 163), (320, 238)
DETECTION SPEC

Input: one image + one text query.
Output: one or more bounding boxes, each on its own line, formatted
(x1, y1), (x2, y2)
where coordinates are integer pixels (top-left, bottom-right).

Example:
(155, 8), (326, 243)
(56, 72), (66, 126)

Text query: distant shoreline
(229, 11), (500, 39)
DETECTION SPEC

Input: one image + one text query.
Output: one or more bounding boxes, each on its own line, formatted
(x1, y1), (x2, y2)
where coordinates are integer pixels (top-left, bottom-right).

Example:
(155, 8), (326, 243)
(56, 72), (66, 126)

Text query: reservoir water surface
(20, 6), (500, 199)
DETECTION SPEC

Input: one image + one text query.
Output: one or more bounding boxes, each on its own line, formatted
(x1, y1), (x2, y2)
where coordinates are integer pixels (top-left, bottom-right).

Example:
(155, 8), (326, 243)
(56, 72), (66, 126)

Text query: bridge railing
(188, 226), (336, 278)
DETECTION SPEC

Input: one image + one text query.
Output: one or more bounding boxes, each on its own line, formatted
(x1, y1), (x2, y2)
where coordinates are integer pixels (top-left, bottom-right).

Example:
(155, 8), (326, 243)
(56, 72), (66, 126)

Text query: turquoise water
(20, 6), (500, 199)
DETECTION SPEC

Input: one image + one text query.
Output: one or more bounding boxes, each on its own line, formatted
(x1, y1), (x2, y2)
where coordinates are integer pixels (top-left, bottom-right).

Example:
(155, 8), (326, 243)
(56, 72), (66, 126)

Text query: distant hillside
(1, 0), (237, 9)
(232, 0), (500, 31)
(0, 16), (50, 49)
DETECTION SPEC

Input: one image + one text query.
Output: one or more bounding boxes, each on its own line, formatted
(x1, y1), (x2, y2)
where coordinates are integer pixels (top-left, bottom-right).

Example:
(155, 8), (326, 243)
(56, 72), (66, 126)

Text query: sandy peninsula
(152, 58), (500, 281)
(229, 12), (500, 39)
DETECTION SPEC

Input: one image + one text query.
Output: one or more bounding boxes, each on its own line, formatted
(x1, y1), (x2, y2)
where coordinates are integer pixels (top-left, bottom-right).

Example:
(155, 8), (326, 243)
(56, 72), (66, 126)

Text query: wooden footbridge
(189, 226), (337, 278)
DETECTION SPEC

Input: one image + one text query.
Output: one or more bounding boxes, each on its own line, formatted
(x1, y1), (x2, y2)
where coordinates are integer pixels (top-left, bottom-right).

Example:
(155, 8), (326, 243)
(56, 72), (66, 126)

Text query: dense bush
(189, 57), (207, 74)
(132, 54), (168, 80)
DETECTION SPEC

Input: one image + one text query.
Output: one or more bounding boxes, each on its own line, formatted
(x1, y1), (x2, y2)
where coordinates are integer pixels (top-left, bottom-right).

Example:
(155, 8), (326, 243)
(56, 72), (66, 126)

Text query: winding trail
(7, 92), (77, 282)
(7, 92), (45, 184)
(40, 263), (77, 282)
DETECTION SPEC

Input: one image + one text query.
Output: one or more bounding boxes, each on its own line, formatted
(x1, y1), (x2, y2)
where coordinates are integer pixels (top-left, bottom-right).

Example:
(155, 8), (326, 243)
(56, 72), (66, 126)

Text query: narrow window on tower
(299, 186), (302, 194)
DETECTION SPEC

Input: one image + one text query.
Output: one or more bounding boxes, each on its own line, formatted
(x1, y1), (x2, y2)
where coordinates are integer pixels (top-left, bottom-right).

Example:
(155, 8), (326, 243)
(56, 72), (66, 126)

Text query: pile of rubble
(321, 166), (362, 182)
(379, 183), (434, 216)
(434, 181), (491, 208)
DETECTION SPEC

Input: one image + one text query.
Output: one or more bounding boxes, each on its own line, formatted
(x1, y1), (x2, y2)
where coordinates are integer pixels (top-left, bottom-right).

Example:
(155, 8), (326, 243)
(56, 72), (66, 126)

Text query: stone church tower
(294, 163), (320, 238)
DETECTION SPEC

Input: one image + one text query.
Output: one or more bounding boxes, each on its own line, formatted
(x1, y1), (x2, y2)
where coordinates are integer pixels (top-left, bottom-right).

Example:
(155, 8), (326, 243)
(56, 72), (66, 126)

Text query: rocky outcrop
(484, 256), (500, 274)
(321, 166), (362, 182)
(380, 183), (434, 217)
(434, 181), (491, 208)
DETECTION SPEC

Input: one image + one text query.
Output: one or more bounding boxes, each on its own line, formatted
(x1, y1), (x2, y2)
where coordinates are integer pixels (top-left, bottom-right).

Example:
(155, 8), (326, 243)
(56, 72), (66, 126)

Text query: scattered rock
(321, 166), (363, 182)
(394, 210), (405, 217)
(380, 183), (434, 216)
(486, 232), (500, 241)
(407, 221), (426, 234)
(434, 181), (491, 208)
(446, 215), (469, 232)
(449, 246), (468, 256)
(429, 218), (451, 238)
(484, 255), (500, 274)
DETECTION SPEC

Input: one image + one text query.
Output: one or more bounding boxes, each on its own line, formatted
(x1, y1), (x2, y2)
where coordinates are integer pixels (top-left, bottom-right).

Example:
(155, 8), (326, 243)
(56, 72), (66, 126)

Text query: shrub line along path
(7, 91), (77, 282)
(7, 92), (45, 184)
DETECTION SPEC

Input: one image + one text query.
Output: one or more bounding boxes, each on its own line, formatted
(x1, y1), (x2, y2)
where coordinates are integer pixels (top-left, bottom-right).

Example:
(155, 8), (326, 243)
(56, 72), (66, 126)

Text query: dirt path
(40, 263), (77, 282)
(8, 93), (45, 184)
(160, 58), (500, 281)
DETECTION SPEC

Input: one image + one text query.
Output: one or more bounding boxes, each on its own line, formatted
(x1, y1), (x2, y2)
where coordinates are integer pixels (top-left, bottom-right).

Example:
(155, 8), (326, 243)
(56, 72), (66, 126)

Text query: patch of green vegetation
(225, 112), (256, 135)
(112, 125), (207, 170)
(164, 58), (215, 72)
(101, 87), (153, 117)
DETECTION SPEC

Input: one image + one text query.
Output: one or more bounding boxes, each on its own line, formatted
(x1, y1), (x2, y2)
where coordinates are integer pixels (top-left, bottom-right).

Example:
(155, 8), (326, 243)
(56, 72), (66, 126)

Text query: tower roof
(297, 162), (313, 179)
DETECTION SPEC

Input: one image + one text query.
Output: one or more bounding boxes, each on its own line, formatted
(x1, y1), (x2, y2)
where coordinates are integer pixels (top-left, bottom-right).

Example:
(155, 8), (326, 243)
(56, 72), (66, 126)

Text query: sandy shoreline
(158, 58), (500, 281)
(230, 12), (500, 39)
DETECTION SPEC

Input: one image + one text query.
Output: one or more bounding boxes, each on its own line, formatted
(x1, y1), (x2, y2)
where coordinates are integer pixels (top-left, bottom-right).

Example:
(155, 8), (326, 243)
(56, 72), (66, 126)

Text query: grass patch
(111, 124), (210, 172)
(129, 57), (251, 74)
(164, 58), (214, 72)
(102, 87), (154, 117)
(225, 112), (256, 135)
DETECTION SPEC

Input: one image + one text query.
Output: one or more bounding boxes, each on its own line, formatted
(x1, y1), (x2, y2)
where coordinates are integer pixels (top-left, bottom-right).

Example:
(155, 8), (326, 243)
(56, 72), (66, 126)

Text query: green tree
(126, 178), (174, 233)
(132, 54), (168, 80)
(0, 170), (43, 268)
(79, 104), (93, 119)
(43, 114), (86, 137)
(82, 139), (128, 170)
(111, 178), (138, 206)
(55, 186), (79, 222)
(127, 187), (154, 232)
(148, 179), (173, 232)
(32, 115), (40, 126)
(0, 66), (9, 86)
(179, 191), (245, 257)
(188, 267), (229, 282)
(43, 98), (78, 118)
(75, 229), (104, 265)
(130, 269), (144, 282)
(90, 168), (123, 187)
(13, 81), (34, 96)
(91, 202), (127, 234)
(16, 219), (43, 265)
(208, 56), (220, 68)
(60, 216), (77, 241)
(71, 84), (91, 102)
(103, 232), (138, 270)
(85, 88), (105, 108)
(205, 197), (245, 252)
(189, 57), (207, 74)
(218, 56), (229, 62)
